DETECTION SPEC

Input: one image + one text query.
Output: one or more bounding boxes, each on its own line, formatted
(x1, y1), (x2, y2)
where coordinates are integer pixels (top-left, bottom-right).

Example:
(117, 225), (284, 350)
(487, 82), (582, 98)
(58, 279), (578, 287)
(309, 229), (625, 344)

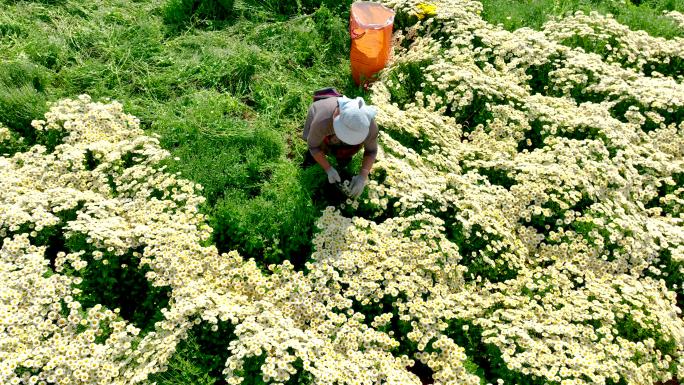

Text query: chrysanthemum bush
(666, 11), (684, 30)
(1, 1), (683, 385)
(0, 123), (26, 156)
(362, 0), (683, 383)
(0, 95), (212, 385)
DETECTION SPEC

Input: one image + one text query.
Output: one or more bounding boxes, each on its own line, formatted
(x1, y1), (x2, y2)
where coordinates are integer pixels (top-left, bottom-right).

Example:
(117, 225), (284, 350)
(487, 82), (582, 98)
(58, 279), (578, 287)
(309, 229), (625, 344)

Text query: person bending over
(302, 95), (378, 199)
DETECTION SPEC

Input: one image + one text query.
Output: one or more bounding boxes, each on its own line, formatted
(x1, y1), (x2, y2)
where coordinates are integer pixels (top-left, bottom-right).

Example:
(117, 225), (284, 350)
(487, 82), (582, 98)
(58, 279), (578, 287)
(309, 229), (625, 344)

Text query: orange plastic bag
(350, 2), (395, 86)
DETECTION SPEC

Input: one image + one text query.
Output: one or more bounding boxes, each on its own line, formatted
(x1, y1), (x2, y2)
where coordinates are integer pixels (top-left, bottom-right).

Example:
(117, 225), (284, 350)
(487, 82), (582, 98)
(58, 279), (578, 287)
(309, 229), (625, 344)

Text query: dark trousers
(302, 149), (353, 169)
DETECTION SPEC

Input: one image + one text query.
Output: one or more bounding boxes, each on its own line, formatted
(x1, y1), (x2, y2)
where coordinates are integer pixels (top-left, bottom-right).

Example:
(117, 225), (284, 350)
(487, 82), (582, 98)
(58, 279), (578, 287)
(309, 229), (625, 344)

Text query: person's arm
(359, 151), (376, 177)
(349, 121), (378, 198)
(306, 108), (329, 170)
(302, 104), (315, 141)
(359, 120), (379, 177)
(308, 132), (332, 172)
(313, 150), (332, 171)
(316, 150), (340, 184)
(307, 113), (341, 183)
(349, 151), (375, 198)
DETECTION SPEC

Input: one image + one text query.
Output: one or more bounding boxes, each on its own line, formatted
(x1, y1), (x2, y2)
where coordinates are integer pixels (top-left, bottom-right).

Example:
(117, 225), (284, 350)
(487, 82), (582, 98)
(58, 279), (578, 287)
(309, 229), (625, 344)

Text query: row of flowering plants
(1, 1), (683, 385)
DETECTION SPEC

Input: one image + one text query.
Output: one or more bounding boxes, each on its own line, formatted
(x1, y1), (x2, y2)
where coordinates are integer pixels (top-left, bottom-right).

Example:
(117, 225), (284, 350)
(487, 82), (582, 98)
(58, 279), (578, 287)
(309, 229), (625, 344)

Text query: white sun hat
(333, 96), (378, 145)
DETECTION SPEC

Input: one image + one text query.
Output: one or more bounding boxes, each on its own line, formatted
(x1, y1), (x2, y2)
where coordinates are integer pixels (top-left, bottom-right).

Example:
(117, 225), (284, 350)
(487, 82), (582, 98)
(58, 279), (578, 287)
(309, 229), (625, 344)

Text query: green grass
(480, 0), (684, 38)
(0, 0), (363, 267)
(146, 321), (236, 385)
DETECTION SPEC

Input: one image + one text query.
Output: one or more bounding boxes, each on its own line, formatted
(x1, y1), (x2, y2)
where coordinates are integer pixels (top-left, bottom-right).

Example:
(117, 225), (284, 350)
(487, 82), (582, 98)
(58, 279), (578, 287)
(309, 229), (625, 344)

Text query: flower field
(1, 0), (683, 385)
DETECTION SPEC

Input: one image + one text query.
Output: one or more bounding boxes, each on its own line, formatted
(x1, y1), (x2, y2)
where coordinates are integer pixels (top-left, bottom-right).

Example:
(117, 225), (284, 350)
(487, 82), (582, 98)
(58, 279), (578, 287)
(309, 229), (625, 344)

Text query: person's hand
(350, 174), (367, 198)
(326, 167), (341, 184)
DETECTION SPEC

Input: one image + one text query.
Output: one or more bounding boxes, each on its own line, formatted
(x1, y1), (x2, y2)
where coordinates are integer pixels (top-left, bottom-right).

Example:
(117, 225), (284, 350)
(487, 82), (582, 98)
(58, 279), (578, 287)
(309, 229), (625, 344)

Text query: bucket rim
(351, 1), (396, 29)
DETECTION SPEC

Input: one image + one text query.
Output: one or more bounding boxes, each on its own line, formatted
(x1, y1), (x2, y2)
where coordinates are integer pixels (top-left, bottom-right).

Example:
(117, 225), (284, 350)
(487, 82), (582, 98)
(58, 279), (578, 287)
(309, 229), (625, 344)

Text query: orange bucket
(350, 2), (395, 85)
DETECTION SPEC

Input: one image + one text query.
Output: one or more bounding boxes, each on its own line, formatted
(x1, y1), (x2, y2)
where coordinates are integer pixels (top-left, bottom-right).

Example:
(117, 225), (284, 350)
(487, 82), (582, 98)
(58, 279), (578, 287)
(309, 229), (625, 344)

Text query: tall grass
(480, 0), (684, 38)
(0, 0), (360, 261)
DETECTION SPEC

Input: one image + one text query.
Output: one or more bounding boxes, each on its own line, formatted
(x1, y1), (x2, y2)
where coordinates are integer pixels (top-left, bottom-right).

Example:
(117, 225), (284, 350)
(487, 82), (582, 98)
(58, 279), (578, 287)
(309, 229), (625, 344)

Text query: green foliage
(78, 253), (171, 334)
(646, 249), (684, 310)
(237, 355), (313, 385)
(146, 321), (236, 385)
(446, 319), (556, 385)
(186, 45), (266, 95)
(647, 171), (684, 215)
(64, 234), (171, 334)
(244, 0), (304, 17)
(0, 126), (28, 156)
(253, 23), (322, 68)
(3, 0), (65, 4)
(463, 357), (487, 385)
(615, 313), (677, 357)
(240, 8), (350, 74)
(383, 125), (433, 154)
(525, 193), (595, 235)
(8, 206), (170, 334)
(302, 0), (354, 16)
(52, 18), (166, 100)
(386, 59), (432, 109)
(480, 0), (684, 38)
(0, 60), (52, 93)
(238, 0), (352, 18)
(147, 321), (314, 384)
(634, 0), (684, 10)
(0, 59), (51, 142)
(21, 34), (72, 71)
(477, 167), (517, 190)
(151, 90), (283, 206)
(0, 13), (25, 38)
(312, 6), (350, 58)
(0, 85), (47, 143)
(480, 0), (559, 31)
(447, 221), (519, 283)
(211, 163), (319, 268)
(163, 0), (235, 29)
